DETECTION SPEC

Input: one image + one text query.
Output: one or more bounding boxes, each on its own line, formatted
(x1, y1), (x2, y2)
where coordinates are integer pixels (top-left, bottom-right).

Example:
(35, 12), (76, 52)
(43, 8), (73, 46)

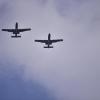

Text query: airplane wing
(18, 28), (31, 32)
(2, 29), (15, 32)
(51, 39), (63, 43)
(35, 40), (48, 43)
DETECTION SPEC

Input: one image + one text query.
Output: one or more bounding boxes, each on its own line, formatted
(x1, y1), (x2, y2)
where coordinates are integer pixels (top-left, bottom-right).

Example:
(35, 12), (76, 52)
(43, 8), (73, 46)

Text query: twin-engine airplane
(35, 33), (63, 48)
(2, 22), (31, 38)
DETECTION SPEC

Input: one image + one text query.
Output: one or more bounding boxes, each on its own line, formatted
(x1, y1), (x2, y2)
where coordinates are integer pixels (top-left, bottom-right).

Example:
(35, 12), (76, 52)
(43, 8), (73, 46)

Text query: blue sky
(0, 0), (100, 100)
(0, 62), (55, 100)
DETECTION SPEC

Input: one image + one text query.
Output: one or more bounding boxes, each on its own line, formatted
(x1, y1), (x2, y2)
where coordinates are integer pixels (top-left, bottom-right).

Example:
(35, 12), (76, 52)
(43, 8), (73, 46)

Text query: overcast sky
(0, 0), (100, 100)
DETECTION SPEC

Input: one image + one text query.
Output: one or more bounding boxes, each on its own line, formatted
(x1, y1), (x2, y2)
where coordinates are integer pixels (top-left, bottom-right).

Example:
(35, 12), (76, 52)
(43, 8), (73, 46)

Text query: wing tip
(34, 40), (38, 42)
(29, 28), (31, 30)
(61, 39), (63, 41)
(1, 29), (4, 31)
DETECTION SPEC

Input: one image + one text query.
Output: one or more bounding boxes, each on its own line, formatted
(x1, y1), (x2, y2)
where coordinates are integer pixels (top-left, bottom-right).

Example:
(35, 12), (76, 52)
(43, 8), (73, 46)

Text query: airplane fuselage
(13, 22), (19, 34)
(13, 29), (20, 34)
(45, 33), (52, 45)
(45, 40), (52, 45)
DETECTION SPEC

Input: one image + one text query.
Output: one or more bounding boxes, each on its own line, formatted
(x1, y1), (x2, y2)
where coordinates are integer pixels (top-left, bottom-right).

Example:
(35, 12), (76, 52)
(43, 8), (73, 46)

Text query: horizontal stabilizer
(44, 46), (53, 48)
(11, 35), (21, 38)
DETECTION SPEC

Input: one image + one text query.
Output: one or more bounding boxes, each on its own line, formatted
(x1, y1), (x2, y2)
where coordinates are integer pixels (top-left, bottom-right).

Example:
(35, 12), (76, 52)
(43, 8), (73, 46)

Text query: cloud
(0, 0), (100, 100)
(0, 63), (56, 100)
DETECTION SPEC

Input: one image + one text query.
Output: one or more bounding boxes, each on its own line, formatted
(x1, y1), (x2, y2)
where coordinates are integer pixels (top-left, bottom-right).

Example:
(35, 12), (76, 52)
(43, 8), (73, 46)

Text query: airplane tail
(11, 35), (21, 38)
(44, 46), (53, 48)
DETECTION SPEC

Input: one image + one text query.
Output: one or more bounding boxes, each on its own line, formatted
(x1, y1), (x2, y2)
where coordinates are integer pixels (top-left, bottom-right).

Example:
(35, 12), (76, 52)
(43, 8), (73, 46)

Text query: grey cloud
(54, 0), (100, 31)
(0, 0), (100, 100)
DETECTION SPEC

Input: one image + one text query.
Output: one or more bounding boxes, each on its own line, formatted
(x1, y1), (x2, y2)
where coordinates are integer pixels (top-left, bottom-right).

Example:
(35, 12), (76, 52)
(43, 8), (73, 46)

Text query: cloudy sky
(0, 0), (100, 100)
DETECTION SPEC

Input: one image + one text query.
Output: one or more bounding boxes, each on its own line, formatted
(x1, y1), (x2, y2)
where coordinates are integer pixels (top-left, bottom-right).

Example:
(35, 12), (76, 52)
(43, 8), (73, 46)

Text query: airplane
(2, 22), (31, 38)
(35, 33), (63, 48)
